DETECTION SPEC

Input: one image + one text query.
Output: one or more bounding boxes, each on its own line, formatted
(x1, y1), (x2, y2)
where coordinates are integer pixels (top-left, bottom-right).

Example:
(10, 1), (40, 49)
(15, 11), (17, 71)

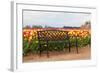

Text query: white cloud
(23, 10), (91, 28)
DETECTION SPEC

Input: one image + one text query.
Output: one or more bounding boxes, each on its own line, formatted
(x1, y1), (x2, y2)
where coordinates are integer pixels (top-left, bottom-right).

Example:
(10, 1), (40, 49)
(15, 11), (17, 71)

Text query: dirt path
(23, 46), (91, 62)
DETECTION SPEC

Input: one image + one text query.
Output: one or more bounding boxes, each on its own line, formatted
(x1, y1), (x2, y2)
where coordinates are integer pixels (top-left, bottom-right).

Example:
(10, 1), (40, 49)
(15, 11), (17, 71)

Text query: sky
(23, 10), (91, 28)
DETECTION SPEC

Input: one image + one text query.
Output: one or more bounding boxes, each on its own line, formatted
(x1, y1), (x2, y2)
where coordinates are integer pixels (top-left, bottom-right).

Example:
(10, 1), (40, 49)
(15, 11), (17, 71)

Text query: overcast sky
(23, 10), (91, 28)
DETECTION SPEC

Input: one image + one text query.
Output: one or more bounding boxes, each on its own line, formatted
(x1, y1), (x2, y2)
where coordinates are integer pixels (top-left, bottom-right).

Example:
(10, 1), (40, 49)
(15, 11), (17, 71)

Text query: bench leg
(38, 44), (42, 57)
(46, 49), (49, 57)
(46, 40), (49, 57)
(76, 47), (78, 54)
(75, 37), (78, 53)
(68, 43), (71, 52)
(68, 39), (71, 53)
(40, 50), (42, 56)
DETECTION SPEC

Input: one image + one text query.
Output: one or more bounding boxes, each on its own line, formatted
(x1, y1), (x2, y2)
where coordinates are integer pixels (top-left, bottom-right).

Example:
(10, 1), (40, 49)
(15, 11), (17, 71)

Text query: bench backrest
(37, 30), (69, 41)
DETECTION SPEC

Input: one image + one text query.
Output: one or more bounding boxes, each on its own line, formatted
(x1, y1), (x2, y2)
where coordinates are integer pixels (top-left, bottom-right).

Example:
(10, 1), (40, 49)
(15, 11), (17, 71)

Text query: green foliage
(23, 36), (91, 55)
(23, 39), (30, 56)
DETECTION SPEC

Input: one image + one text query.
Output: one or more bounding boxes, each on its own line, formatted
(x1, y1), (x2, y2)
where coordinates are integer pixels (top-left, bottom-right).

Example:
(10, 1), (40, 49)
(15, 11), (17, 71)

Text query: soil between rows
(23, 45), (91, 62)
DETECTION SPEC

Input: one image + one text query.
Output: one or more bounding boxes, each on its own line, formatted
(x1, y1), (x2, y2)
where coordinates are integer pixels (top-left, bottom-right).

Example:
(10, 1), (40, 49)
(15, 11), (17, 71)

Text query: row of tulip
(23, 28), (90, 42)
(23, 28), (91, 55)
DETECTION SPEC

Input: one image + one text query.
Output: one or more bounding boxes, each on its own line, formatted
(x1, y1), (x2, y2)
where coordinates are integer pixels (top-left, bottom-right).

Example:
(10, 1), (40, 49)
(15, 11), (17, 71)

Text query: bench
(37, 30), (78, 57)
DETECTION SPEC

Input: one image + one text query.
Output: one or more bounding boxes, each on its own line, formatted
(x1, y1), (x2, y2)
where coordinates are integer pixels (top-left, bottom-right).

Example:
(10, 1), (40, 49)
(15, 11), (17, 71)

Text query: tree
(85, 21), (91, 25)
(23, 25), (31, 29)
(32, 25), (42, 28)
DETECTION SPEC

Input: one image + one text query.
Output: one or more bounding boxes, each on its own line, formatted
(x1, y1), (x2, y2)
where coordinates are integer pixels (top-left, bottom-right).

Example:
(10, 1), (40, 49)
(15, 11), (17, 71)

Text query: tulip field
(23, 28), (91, 56)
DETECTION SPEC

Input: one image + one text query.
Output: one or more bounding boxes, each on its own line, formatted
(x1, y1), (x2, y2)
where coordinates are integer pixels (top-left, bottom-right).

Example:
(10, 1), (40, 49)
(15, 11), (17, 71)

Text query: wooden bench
(37, 30), (78, 57)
